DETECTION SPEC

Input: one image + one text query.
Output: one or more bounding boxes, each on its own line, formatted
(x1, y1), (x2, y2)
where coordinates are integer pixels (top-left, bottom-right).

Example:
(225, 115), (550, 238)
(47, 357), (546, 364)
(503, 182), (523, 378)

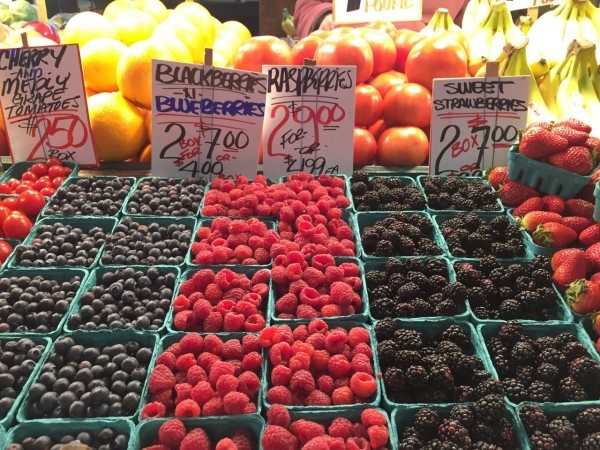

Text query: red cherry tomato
(0, 240), (13, 264)
(51, 176), (66, 188)
(6, 179), (19, 191)
(30, 163), (48, 176)
(33, 178), (51, 191)
(40, 187), (56, 197)
(46, 157), (62, 167)
(2, 197), (20, 210)
(0, 206), (12, 229)
(3, 212), (32, 239)
(48, 165), (66, 178)
(18, 190), (45, 216)
(0, 184), (10, 195)
(63, 167), (72, 176)
(20, 171), (38, 182)
(14, 184), (33, 194)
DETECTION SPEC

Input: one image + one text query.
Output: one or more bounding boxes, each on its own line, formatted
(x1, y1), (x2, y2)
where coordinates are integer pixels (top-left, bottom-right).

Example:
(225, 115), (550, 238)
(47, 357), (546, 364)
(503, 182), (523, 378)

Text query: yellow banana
(556, 44), (591, 123)
(539, 52), (575, 117)
(488, 15), (507, 62)
(518, 16), (532, 35)
(527, 0), (575, 68)
(467, 6), (498, 75)
(462, 0), (492, 36)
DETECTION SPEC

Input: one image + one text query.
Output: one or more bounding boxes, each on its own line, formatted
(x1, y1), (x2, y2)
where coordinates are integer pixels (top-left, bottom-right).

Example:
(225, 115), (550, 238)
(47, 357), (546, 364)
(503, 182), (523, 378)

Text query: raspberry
(289, 419), (325, 445)
(180, 429), (211, 450)
(203, 335), (224, 355)
(329, 417), (354, 439)
(296, 304), (319, 318)
(267, 386), (292, 404)
(321, 304), (341, 317)
(306, 390), (331, 406)
(350, 372), (377, 399)
(173, 310), (195, 330)
(197, 352), (219, 373)
(269, 342), (293, 365)
(190, 381), (214, 406)
(174, 399), (201, 418)
(141, 402), (166, 419)
(361, 409), (387, 427)
(261, 425), (298, 450)
(153, 389), (174, 409)
(346, 437), (369, 450)
(351, 343), (373, 359)
(244, 314), (266, 332)
(241, 351), (262, 372)
(149, 365), (176, 393)
(332, 386), (354, 405)
(231, 429), (255, 450)
(328, 354), (351, 378)
(306, 333), (326, 350)
(367, 425), (389, 448)
(238, 371), (260, 397)
(192, 300), (212, 322)
(156, 352), (177, 371)
(326, 329), (348, 353)
(242, 334), (261, 353)
(203, 311), (223, 332)
(223, 312), (245, 332)
(173, 295), (190, 313)
(271, 365), (292, 386)
(158, 419), (186, 448)
(175, 353), (196, 372)
(317, 375), (335, 395)
(215, 438), (237, 450)
(223, 391), (250, 415)
(234, 301), (258, 317)
(142, 445), (169, 450)
(222, 339), (243, 360)
(351, 353), (373, 375)
(208, 361), (235, 385)
(329, 281), (354, 306)
(252, 268), (271, 284)
(175, 383), (193, 404)
(289, 352), (311, 372)
(290, 369), (316, 395)
(276, 293), (298, 315)
(266, 403), (291, 427)
(201, 396), (224, 416)
(215, 374), (239, 397)
(348, 327), (370, 347)
(308, 319), (328, 335)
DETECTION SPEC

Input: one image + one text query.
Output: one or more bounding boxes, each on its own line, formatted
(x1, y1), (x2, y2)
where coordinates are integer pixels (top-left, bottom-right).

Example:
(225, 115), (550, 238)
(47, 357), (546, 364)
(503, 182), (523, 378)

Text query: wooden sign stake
(204, 48), (213, 67)
(303, 59), (316, 66)
(486, 61), (500, 78)
(35, 0), (48, 23)
(526, 7), (539, 20)
(20, 31), (29, 48)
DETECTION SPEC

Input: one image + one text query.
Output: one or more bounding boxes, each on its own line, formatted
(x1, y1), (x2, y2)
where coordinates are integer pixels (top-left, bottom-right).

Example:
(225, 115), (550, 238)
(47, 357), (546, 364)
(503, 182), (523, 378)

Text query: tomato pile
(0, 158), (72, 197)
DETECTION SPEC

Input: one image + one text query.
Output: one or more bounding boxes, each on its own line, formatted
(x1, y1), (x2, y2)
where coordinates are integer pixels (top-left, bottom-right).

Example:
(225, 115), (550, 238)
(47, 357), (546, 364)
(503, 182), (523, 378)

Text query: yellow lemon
(213, 34), (242, 58)
(153, 16), (205, 63)
(85, 86), (98, 98)
(218, 20), (251, 42)
(212, 16), (222, 30)
(212, 50), (230, 68)
(88, 92), (147, 161)
(174, 2), (213, 33)
(139, 144), (152, 162)
(133, 0), (168, 22)
(114, 9), (157, 45)
(103, 0), (135, 21)
(80, 38), (127, 92)
(154, 35), (193, 63)
(63, 12), (117, 46)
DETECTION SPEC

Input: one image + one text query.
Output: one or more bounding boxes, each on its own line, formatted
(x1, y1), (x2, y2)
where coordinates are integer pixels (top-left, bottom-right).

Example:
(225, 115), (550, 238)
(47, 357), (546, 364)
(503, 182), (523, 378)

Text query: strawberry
(551, 248), (586, 271)
(555, 118), (593, 134)
(519, 126), (568, 159)
(591, 273), (600, 284)
(541, 195), (565, 214)
(577, 167), (600, 202)
(526, 121), (553, 131)
(585, 242), (600, 272)
(552, 251), (588, 289)
(565, 199), (594, 220)
(592, 310), (600, 335)
(579, 224), (600, 247)
(513, 197), (543, 217)
(486, 166), (509, 190)
(547, 146), (594, 175)
(565, 279), (600, 314)
(498, 181), (539, 207)
(585, 136), (600, 151)
(533, 222), (577, 247)
(562, 216), (593, 234)
(552, 126), (589, 146)
(518, 211), (563, 232)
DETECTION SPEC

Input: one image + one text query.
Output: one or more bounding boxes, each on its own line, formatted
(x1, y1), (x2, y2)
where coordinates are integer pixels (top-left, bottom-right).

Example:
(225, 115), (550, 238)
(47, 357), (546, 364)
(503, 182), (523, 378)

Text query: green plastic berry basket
(0, 161), (79, 185)
(267, 257), (370, 324)
(356, 211), (448, 261)
(62, 265), (180, 334)
(165, 266), (271, 334)
(200, 179), (276, 220)
(3, 418), (136, 450)
(365, 257), (471, 322)
(451, 259), (573, 325)
(416, 175), (505, 214)
(0, 267), (89, 338)
(578, 314), (599, 356)
(593, 181), (600, 222)
(185, 218), (276, 269)
(40, 176), (136, 218)
(392, 403), (529, 450)
(6, 216), (118, 270)
(100, 215), (197, 268)
(121, 176), (207, 217)
(374, 318), (495, 412)
(16, 329), (159, 423)
(0, 335), (53, 429)
(348, 175), (426, 214)
(508, 146), (589, 199)
(0, 426), (4, 448)
(432, 211), (532, 262)
(260, 320), (382, 412)
(136, 414), (264, 449)
(506, 209), (562, 258)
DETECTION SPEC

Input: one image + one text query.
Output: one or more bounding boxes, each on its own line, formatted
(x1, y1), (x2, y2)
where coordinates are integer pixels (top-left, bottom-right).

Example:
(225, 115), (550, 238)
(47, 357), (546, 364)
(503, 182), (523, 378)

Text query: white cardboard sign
(151, 59), (267, 180)
(0, 44), (98, 167)
(508, 0), (560, 10)
(333, 0), (422, 25)
(429, 75), (529, 176)
(262, 65), (356, 180)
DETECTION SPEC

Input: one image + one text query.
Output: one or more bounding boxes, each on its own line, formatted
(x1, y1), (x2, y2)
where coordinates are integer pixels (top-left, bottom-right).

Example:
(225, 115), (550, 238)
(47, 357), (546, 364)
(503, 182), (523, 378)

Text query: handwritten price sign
(151, 60), (267, 180)
(0, 44), (98, 167)
(262, 65), (356, 179)
(333, 0), (422, 24)
(429, 76), (529, 176)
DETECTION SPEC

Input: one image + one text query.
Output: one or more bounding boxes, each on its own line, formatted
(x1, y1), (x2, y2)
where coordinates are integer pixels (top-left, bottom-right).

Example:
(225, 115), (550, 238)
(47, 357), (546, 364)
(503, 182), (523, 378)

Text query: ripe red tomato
(40, 187), (56, 197)
(51, 176), (66, 188)
(0, 240), (13, 264)
(315, 34), (374, 84)
(0, 206), (11, 229)
(354, 84), (383, 127)
(367, 20), (397, 37)
(234, 36), (292, 73)
(393, 29), (423, 73)
(291, 35), (323, 65)
(6, 179), (19, 191)
(383, 82), (432, 128)
(353, 127), (377, 167)
(377, 126), (429, 166)
(48, 165), (66, 178)
(33, 178), (51, 191)
(18, 190), (45, 216)
(368, 71), (406, 99)
(3, 212), (32, 239)
(2, 197), (19, 210)
(14, 184), (32, 194)
(21, 171), (38, 182)
(353, 28), (396, 76)
(368, 119), (387, 140)
(30, 163), (48, 176)
(0, 183), (10, 195)
(46, 157), (62, 167)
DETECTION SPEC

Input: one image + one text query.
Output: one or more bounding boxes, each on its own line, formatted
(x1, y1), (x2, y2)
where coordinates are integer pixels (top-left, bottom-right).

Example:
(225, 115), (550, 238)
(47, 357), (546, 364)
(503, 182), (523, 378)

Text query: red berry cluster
(272, 252), (363, 319)
(142, 333), (262, 419)
(191, 217), (279, 266)
(172, 268), (269, 332)
(0, 158), (71, 197)
(261, 321), (377, 407)
(143, 418), (256, 450)
(262, 405), (389, 450)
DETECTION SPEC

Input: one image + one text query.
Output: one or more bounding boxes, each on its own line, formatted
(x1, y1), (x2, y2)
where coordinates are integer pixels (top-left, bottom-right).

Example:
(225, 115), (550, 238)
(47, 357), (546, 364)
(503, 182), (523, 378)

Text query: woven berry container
(63, 265), (181, 335)
(374, 318), (494, 412)
(348, 175), (425, 213)
(508, 146), (589, 199)
(365, 257), (471, 322)
(16, 329), (159, 423)
(578, 314), (600, 357)
(165, 266), (271, 335)
(136, 414), (264, 449)
(416, 175), (505, 214)
(0, 335), (53, 429)
(6, 216), (118, 270)
(0, 161), (79, 185)
(505, 209), (558, 258)
(0, 426), (4, 448)
(268, 257), (370, 324)
(260, 320), (382, 412)
(3, 419), (136, 450)
(593, 181), (600, 222)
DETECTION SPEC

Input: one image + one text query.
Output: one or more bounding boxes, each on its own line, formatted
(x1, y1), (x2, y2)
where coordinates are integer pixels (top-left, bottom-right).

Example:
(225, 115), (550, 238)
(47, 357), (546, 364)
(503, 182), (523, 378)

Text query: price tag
(333, 0), (422, 25)
(429, 75), (529, 176)
(262, 65), (356, 179)
(0, 44), (98, 167)
(508, 0), (560, 10)
(151, 59), (267, 180)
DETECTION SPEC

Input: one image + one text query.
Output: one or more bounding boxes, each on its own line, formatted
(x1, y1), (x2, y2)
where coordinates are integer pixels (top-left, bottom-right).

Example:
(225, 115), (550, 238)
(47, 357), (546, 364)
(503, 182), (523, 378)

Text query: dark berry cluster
(125, 177), (205, 216)
(101, 217), (192, 266)
(398, 399), (518, 449)
(439, 213), (525, 258)
(367, 258), (465, 319)
(25, 336), (152, 419)
(360, 213), (442, 257)
(5, 427), (128, 450)
(520, 405), (600, 449)
(486, 321), (600, 403)
(45, 177), (133, 216)
(421, 177), (501, 211)
(351, 172), (425, 211)
(375, 319), (495, 403)
(15, 222), (108, 267)
(455, 256), (559, 321)
(0, 274), (82, 333)
(68, 267), (176, 331)
(0, 338), (46, 419)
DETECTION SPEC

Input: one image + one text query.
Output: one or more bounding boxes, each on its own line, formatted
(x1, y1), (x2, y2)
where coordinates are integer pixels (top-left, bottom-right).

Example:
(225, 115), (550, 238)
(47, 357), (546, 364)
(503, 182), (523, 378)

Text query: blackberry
(389, 273), (407, 292)
(569, 357), (600, 387)
(564, 341), (589, 361)
(438, 419), (472, 448)
(471, 370), (493, 385)
(539, 348), (567, 369)
(445, 353), (478, 381)
(535, 363), (560, 384)
(471, 443), (502, 450)
(352, 171), (369, 183)
(394, 329), (424, 349)
(366, 271), (387, 288)
(435, 340), (462, 355)
(515, 366), (535, 385)
(454, 385), (475, 402)
(529, 431), (556, 450)
(402, 426), (420, 440)
(434, 300), (459, 316)
(377, 341), (399, 366)
(429, 365), (454, 389)
(414, 408), (441, 438)
(395, 350), (423, 369)
(520, 405), (548, 433)
(406, 365), (429, 387)
(497, 321), (523, 345)
(471, 423), (499, 445)
(441, 283), (468, 301)
(398, 437), (423, 450)
(528, 381), (555, 402)
(554, 331), (577, 347)
(374, 317), (396, 340)
(510, 341), (536, 365)
(397, 282), (422, 300)
(396, 303), (417, 317)
(411, 298), (434, 316)
(497, 299), (522, 319)
(581, 433), (600, 450)
(502, 378), (528, 403)
(473, 307), (494, 320)
(476, 380), (505, 399)
(547, 416), (579, 449)
(441, 325), (470, 350)
(383, 367), (405, 394)
(496, 418), (518, 448)
(576, 408), (600, 434)
(474, 394), (505, 423)
(371, 297), (395, 319)
(559, 377), (588, 402)
(449, 405), (475, 427)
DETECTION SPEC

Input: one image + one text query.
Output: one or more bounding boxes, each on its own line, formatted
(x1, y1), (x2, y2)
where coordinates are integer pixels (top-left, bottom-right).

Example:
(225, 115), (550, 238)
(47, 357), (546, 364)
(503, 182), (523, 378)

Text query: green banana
(282, 8), (295, 38)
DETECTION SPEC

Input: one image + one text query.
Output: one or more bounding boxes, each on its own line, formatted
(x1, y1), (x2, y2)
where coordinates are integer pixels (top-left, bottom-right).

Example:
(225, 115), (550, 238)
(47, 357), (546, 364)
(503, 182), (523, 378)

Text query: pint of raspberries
(141, 333), (262, 419)
(272, 252), (364, 319)
(171, 268), (269, 333)
(261, 321), (378, 407)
